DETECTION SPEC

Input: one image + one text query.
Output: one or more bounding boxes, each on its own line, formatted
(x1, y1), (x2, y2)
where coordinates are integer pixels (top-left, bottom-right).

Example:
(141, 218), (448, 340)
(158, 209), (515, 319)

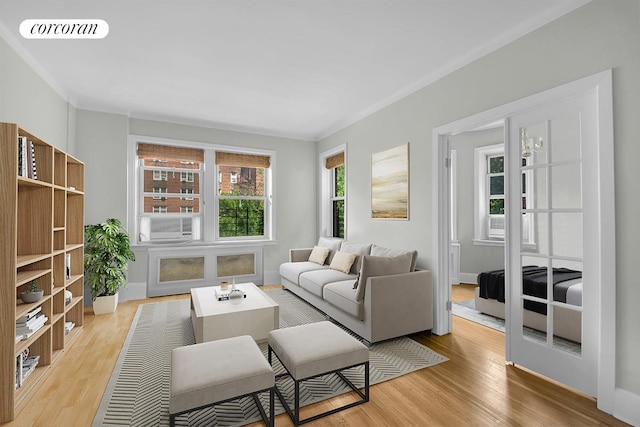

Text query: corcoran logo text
(20, 19), (109, 39)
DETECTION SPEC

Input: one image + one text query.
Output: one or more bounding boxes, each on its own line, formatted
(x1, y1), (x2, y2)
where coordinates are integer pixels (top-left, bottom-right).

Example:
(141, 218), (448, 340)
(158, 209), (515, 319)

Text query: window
(474, 143), (533, 245)
(487, 154), (505, 238)
(130, 138), (273, 244)
(331, 165), (345, 238)
(180, 188), (194, 200)
(321, 148), (346, 238)
(216, 151), (270, 239)
(153, 170), (168, 181)
(153, 187), (167, 200)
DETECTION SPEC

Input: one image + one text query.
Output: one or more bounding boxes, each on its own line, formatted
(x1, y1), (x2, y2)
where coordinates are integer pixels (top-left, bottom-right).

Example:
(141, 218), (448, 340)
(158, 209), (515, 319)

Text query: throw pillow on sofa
(317, 236), (343, 264)
(353, 253), (413, 301)
(329, 251), (358, 274)
(339, 241), (373, 274)
(370, 244), (418, 271)
(308, 246), (331, 265)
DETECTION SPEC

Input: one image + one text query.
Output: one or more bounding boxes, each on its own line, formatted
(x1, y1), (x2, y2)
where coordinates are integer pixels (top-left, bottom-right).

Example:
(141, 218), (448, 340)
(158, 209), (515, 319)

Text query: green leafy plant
(25, 279), (39, 293)
(84, 218), (135, 301)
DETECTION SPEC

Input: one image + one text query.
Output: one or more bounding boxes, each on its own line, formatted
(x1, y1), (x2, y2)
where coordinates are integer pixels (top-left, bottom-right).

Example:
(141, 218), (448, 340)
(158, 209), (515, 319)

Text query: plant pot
(21, 290), (44, 304)
(93, 293), (119, 315)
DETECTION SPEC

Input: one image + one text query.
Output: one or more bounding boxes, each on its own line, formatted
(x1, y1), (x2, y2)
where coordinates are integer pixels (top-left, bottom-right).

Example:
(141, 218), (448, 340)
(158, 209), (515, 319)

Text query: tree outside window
(332, 164), (345, 238)
(216, 152), (270, 239)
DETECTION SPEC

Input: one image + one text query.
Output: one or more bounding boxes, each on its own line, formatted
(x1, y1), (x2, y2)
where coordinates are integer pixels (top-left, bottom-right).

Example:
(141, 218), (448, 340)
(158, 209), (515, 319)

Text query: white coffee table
(190, 283), (279, 343)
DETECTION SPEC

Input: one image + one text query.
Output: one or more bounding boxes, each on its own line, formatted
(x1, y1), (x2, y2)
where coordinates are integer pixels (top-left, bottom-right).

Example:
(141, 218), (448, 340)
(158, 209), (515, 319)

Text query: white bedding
(565, 281), (583, 307)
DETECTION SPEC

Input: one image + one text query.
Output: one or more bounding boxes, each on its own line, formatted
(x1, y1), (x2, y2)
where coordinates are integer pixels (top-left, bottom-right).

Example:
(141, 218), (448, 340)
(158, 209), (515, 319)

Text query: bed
(474, 266), (582, 343)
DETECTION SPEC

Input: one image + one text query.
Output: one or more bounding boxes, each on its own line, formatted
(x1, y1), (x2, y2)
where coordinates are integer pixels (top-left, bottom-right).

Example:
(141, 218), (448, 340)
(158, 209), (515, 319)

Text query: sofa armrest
(289, 248), (313, 262)
(364, 270), (433, 341)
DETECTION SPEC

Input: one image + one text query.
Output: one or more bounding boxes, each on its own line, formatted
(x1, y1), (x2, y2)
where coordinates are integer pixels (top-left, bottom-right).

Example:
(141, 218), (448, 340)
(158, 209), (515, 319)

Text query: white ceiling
(0, 1), (589, 141)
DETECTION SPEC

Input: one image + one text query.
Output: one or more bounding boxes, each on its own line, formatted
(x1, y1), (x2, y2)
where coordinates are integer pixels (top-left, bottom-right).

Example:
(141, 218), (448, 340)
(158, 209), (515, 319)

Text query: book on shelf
(15, 353), (40, 389)
(16, 311), (45, 329)
(65, 253), (71, 280)
(30, 141), (38, 179)
(15, 353), (23, 389)
(17, 136), (26, 177)
(16, 306), (42, 323)
(16, 315), (47, 336)
(16, 137), (38, 179)
(64, 321), (75, 334)
(65, 289), (72, 306)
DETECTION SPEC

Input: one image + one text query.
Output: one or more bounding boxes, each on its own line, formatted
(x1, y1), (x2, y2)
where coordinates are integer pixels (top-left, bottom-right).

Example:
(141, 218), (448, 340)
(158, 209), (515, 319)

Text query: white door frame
(431, 70), (615, 412)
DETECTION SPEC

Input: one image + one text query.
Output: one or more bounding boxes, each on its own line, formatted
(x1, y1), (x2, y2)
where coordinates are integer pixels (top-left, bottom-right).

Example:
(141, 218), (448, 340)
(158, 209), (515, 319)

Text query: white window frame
(180, 206), (194, 213)
(230, 171), (238, 184)
(474, 143), (534, 246)
(181, 171), (194, 182)
(319, 144), (347, 238)
(127, 135), (275, 246)
(153, 206), (168, 213)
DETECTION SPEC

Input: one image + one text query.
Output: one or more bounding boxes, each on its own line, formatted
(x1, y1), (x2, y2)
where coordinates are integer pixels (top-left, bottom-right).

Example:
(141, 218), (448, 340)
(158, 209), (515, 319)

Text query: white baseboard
(459, 272), (478, 285)
(614, 387), (640, 426)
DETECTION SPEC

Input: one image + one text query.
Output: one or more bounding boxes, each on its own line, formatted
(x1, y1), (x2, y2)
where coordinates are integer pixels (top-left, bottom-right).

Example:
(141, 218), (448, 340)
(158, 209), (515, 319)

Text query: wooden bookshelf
(0, 122), (85, 422)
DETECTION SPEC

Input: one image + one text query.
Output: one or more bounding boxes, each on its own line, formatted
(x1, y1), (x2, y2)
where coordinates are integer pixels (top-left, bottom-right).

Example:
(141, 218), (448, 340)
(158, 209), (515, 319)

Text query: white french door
(506, 91), (599, 396)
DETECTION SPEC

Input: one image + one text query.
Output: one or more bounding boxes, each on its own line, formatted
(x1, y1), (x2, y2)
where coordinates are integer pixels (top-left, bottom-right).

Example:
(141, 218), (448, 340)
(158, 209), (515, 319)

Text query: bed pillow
(308, 246), (331, 265)
(329, 251), (358, 274)
(353, 253), (413, 301)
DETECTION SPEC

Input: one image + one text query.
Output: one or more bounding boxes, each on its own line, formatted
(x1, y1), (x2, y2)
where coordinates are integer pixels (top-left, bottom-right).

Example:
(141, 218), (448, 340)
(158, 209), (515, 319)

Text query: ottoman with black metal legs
(267, 321), (369, 426)
(169, 335), (275, 427)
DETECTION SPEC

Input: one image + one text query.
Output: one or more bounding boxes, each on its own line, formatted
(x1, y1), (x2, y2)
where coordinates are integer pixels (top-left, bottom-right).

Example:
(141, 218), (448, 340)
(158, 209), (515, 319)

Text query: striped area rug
(93, 289), (447, 426)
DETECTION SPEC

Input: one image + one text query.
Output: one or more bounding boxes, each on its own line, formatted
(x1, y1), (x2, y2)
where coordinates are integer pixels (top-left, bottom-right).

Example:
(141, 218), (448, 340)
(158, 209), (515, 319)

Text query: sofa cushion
(308, 246), (330, 265)
(299, 269), (357, 298)
(370, 244), (418, 272)
(329, 251), (357, 274)
(323, 280), (363, 320)
(354, 254), (413, 301)
(317, 236), (343, 264)
(339, 241), (373, 274)
(280, 261), (328, 285)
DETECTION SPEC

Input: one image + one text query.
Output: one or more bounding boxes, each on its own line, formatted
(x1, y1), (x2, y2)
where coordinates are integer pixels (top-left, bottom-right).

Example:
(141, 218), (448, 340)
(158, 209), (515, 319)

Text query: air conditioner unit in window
(488, 214), (505, 238)
(139, 216), (201, 242)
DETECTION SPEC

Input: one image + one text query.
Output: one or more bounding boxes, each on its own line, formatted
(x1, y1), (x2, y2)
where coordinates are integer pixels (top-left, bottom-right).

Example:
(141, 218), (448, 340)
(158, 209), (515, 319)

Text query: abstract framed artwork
(371, 143), (409, 219)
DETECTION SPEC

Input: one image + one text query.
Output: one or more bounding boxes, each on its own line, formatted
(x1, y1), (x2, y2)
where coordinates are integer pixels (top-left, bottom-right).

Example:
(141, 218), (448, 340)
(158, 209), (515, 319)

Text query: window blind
(137, 143), (204, 162)
(325, 152), (344, 169)
(216, 151), (270, 168)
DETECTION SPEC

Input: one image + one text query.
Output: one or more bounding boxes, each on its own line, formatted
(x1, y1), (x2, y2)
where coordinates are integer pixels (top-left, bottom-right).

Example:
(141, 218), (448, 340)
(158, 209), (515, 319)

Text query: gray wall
(318, 0), (640, 396)
(450, 127), (505, 275)
(0, 37), (74, 151)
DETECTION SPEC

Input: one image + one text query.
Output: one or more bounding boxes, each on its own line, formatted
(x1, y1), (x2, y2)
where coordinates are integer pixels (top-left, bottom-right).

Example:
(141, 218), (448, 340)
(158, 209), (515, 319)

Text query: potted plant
(20, 280), (44, 304)
(84, 218), (135, 315)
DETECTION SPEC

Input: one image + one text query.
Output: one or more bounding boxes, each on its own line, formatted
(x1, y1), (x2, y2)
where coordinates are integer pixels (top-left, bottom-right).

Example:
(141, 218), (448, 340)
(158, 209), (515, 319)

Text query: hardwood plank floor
(2, 285), (628, 426)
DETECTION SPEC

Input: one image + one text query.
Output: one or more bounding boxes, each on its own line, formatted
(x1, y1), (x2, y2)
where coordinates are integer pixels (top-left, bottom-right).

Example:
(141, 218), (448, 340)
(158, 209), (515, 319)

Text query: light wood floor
(3, 284), (628, 427)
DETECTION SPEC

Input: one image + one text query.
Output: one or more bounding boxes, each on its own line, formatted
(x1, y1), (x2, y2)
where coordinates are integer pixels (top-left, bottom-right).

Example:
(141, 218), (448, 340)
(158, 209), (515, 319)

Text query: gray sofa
(279, 237), (433, 344)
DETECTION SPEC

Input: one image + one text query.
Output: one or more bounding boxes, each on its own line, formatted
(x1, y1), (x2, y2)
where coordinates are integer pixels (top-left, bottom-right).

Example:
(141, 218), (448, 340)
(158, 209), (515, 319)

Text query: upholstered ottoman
(268, 321), (369, 425)
(169, 335), (275, 426)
